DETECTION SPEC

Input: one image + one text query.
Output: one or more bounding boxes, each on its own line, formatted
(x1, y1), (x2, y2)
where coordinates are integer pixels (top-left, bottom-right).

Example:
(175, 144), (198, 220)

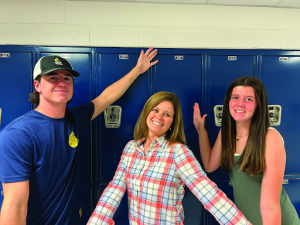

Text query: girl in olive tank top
(193, 76), (300, 224)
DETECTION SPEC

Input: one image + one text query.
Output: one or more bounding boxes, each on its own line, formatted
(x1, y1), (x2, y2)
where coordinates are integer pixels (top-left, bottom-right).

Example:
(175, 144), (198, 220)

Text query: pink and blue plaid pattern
(87, 136), (251, 225)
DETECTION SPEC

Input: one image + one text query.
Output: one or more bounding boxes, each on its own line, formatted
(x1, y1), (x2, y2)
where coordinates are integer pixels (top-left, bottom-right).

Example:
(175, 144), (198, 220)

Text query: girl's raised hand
(193, 103), (207, 133)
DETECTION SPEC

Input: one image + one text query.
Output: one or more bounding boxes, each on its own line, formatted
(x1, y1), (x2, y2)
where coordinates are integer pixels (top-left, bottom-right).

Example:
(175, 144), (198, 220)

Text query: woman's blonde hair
(134, 91), (186, 145)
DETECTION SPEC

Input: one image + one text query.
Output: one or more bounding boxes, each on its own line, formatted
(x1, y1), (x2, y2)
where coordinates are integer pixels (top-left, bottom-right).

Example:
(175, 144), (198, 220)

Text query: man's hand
(135, 47), (158, 74)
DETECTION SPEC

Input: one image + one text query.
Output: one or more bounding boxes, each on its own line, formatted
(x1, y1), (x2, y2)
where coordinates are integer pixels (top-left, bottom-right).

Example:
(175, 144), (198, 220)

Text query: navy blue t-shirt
(0, 102), (94, 225)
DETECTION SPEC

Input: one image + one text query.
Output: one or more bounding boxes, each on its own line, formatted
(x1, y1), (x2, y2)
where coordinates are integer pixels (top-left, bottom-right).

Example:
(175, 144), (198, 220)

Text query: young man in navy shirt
(0, 47), (158, 225)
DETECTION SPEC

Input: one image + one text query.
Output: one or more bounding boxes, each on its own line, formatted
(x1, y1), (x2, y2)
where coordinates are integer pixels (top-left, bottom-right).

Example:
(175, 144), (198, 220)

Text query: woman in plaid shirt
(88, 91), (251, 225)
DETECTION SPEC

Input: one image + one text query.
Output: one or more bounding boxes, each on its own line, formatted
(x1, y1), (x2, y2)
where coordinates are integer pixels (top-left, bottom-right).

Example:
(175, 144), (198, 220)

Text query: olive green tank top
(229, 154), (300, 225)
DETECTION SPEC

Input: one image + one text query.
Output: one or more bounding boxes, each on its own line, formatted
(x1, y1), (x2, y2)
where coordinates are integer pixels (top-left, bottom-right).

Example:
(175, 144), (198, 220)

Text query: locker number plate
(279, 57), (288, 61)
(228, 56), (237, 61)
(174, 55), (184, 60)
(119, 54), (129, 59)
(60, 54), (71, 58)
(0, 53), (10, 58)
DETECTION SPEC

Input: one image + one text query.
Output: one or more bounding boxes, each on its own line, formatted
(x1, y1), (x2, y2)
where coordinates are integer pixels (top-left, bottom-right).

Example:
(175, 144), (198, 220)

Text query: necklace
(35, 108), (43, 114)
(236, 133), (249, 141)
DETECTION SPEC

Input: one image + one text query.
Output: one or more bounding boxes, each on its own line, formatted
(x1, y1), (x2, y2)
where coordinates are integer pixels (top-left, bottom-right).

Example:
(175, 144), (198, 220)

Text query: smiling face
(146, 100), (174, 140)
(229, 85), (257, 124)
(34, 70), (74, 106)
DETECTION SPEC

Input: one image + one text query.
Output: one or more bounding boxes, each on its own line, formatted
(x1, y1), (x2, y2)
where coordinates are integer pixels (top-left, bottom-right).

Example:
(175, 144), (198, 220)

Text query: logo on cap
(54, 57), (63, 66)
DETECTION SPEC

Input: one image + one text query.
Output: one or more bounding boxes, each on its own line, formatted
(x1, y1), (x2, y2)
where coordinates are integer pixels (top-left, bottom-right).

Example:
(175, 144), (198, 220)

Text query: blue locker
(97, 50), (149, 224)
(0, 52), (33, 131)
(0, 49), (34, 211)
(260, 55), (300, 175)
(38, 50), (95, 225)
(282, 177), (300, 216)
(207, 54), (256, 224)
(207, 54), (256, 178)
(154, 53), (204, 225)
(154, 54), (203, 158)
(98, 52), (149, 181)
(80, 186), (94, 223)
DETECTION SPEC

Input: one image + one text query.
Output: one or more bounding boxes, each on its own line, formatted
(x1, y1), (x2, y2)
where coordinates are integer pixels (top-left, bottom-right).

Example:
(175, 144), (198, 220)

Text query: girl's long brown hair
(220, 76), (269, 175)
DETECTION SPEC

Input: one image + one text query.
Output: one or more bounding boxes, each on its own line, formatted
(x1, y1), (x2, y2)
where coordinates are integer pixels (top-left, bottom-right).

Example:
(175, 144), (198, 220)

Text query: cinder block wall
(1, 0), (300, 49)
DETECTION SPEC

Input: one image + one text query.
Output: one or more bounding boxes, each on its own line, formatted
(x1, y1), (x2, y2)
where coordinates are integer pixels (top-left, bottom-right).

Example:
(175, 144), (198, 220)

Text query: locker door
(99, 53), (148, 181)
(39, 52), (93, 225)
(80, 186), (94, 224)
(208, 55), (256, 178)
(261, 56), (300, 175)
(40, 52), (93, 182)
(208, 55), (256, 224)
(98, 52), (149, 224)
(283, 177), (300, 215)
(0, 52), (32, 130)
(154, 54), (204, 225)
(0, 52), (33, 210)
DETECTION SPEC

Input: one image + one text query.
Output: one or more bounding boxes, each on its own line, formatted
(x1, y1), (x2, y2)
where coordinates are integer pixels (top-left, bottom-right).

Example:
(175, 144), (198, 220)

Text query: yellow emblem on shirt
(79, 207), (82, 218)
(69, 131), (79, 148)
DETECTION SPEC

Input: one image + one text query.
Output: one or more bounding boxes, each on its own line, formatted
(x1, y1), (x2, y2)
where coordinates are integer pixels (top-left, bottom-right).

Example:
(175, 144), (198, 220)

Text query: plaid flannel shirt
(88, 136), (251, 225)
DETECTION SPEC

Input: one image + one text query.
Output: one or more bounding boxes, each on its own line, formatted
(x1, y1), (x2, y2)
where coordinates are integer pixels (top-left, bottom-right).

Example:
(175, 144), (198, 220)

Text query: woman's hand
(193, 103), (207, 133)
(136, 47), (158, 75)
